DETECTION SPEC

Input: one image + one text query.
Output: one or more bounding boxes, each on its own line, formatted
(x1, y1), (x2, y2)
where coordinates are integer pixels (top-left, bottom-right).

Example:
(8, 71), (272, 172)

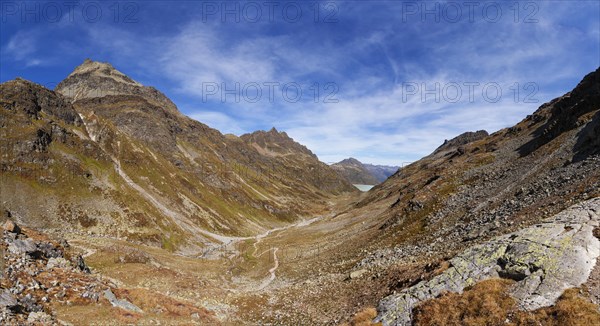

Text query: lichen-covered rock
(26, 311), (53, 324)
(0, 290), (18, 309)
(8, 239), (37, 255)
(46, 257), (70, 270)
(103, 289), (142, 313)
(376, 197), (600, 325)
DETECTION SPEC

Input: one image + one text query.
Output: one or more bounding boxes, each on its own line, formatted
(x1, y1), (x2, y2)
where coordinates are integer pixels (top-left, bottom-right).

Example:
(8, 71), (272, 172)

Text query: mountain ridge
(331, 157), (380, 185)
(331, 157), (400, 185)
(1, 59), (357, 254)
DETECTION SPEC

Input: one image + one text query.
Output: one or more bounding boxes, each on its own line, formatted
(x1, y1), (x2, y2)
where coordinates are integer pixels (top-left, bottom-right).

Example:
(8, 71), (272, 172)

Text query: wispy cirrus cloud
(4, 30), (43, 67)
(1, 1), (598, 165)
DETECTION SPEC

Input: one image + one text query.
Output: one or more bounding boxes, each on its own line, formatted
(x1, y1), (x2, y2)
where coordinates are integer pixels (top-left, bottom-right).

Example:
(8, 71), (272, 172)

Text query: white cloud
(3, 0), (597, 166)
(188, 110), (246, 135)
(3, 30), (44, 66)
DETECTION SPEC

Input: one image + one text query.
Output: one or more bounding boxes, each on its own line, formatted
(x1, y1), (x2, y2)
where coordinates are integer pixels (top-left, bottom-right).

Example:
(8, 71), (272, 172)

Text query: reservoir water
(353, 184), (375, 192)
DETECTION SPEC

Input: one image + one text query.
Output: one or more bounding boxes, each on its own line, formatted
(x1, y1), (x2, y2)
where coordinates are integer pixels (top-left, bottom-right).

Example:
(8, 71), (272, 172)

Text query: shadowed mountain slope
(331, 158), (380, 185)
(241, 128), (357, 195)
(0, 59), (355, 254)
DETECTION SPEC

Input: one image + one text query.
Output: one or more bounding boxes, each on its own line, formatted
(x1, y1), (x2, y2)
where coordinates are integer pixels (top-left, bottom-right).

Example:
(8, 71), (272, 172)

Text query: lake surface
(353, 184), (375, 192)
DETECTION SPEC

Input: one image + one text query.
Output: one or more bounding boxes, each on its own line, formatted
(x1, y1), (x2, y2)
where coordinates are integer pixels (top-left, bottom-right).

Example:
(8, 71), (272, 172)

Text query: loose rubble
(0, 220), (112, 324)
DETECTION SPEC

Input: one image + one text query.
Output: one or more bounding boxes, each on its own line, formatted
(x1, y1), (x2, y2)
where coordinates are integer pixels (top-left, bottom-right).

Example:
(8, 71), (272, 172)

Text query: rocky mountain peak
(65, 59), (142, 87)
(264, 127), (292, 140)
(241, 128), (316, 158)
(331, 157), (380, 185)
(339, 157), (362, 166)
(55, 59), (179, 112)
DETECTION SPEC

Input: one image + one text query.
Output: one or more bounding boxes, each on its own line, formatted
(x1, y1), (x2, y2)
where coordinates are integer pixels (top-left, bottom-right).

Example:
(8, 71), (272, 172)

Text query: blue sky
(1, 0), (599, 165)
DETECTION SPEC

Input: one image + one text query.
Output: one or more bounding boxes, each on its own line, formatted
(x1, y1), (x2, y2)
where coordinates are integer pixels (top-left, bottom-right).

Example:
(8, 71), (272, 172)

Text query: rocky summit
(331, 158), (400, 186)
(0, 62), (599, 325)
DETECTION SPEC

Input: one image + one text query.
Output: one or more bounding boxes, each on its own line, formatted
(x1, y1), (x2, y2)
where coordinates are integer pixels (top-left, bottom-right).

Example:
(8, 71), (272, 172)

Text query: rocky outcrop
(55, 59), (179, 113)
(331, 158), (380, 185)
(104, 289), (142, 313)
(0, 78), (82, 126)
(2, 220), (20, 234)
(434, 130), (489, 154)
(0, 223), (107, 324)
(375, 197), (600, 325)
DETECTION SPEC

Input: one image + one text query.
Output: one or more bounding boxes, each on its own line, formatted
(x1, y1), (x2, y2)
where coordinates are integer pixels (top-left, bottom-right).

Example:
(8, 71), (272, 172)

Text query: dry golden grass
(341, 307), (381, 326)
(413, 278), (600, 326)
(514, 288), (600, 326)
(113, 287), (215, 320)
(413, 278), (516, 326)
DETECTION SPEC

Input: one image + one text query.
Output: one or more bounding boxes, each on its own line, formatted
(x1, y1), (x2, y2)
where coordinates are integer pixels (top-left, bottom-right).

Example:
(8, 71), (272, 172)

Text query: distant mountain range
(331, 158), (399, 185)
(363, 163), (401, 183)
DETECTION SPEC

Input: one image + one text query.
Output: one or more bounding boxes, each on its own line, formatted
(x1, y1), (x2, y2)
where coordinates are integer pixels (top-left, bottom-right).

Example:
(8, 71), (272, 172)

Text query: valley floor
(5, 192), (600, 325)
(45, 192), (391, 324)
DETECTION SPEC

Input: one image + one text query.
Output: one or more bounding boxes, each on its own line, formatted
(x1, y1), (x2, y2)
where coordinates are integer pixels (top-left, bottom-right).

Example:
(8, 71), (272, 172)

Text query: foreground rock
(0, 225), (108, 324)
(376, 197), (600, 325)
(2, 220), (20, 234)
(0, 290), (18, 309)
(104, 289), (143, 313)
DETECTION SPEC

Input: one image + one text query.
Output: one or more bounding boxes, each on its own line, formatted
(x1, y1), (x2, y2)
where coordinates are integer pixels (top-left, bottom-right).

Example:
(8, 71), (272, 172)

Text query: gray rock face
(0, 290), (18, 308)
(8, 239), (37, 255)
(55, 59), (179, 114)
(375, 197), (600, 326)
(27, 311), (53, 324)
(103, 289), (142, 313)
(46, 257), (70, 270)
(349, 269), (368, 279)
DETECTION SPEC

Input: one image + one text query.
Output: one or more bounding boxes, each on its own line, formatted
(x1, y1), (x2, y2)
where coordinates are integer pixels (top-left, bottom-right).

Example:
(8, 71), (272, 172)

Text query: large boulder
(103, 289), (142, 313)
(8, 239), (37, 255)
(0, 290), (18, 309)
(376, 197), (600, 325)
(2, 220), (20, 234)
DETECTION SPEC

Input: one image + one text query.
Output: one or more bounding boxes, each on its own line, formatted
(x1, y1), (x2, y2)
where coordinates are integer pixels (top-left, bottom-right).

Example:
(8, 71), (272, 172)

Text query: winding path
(256, 248), (280, 291)
(249, 215), (323, 291)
